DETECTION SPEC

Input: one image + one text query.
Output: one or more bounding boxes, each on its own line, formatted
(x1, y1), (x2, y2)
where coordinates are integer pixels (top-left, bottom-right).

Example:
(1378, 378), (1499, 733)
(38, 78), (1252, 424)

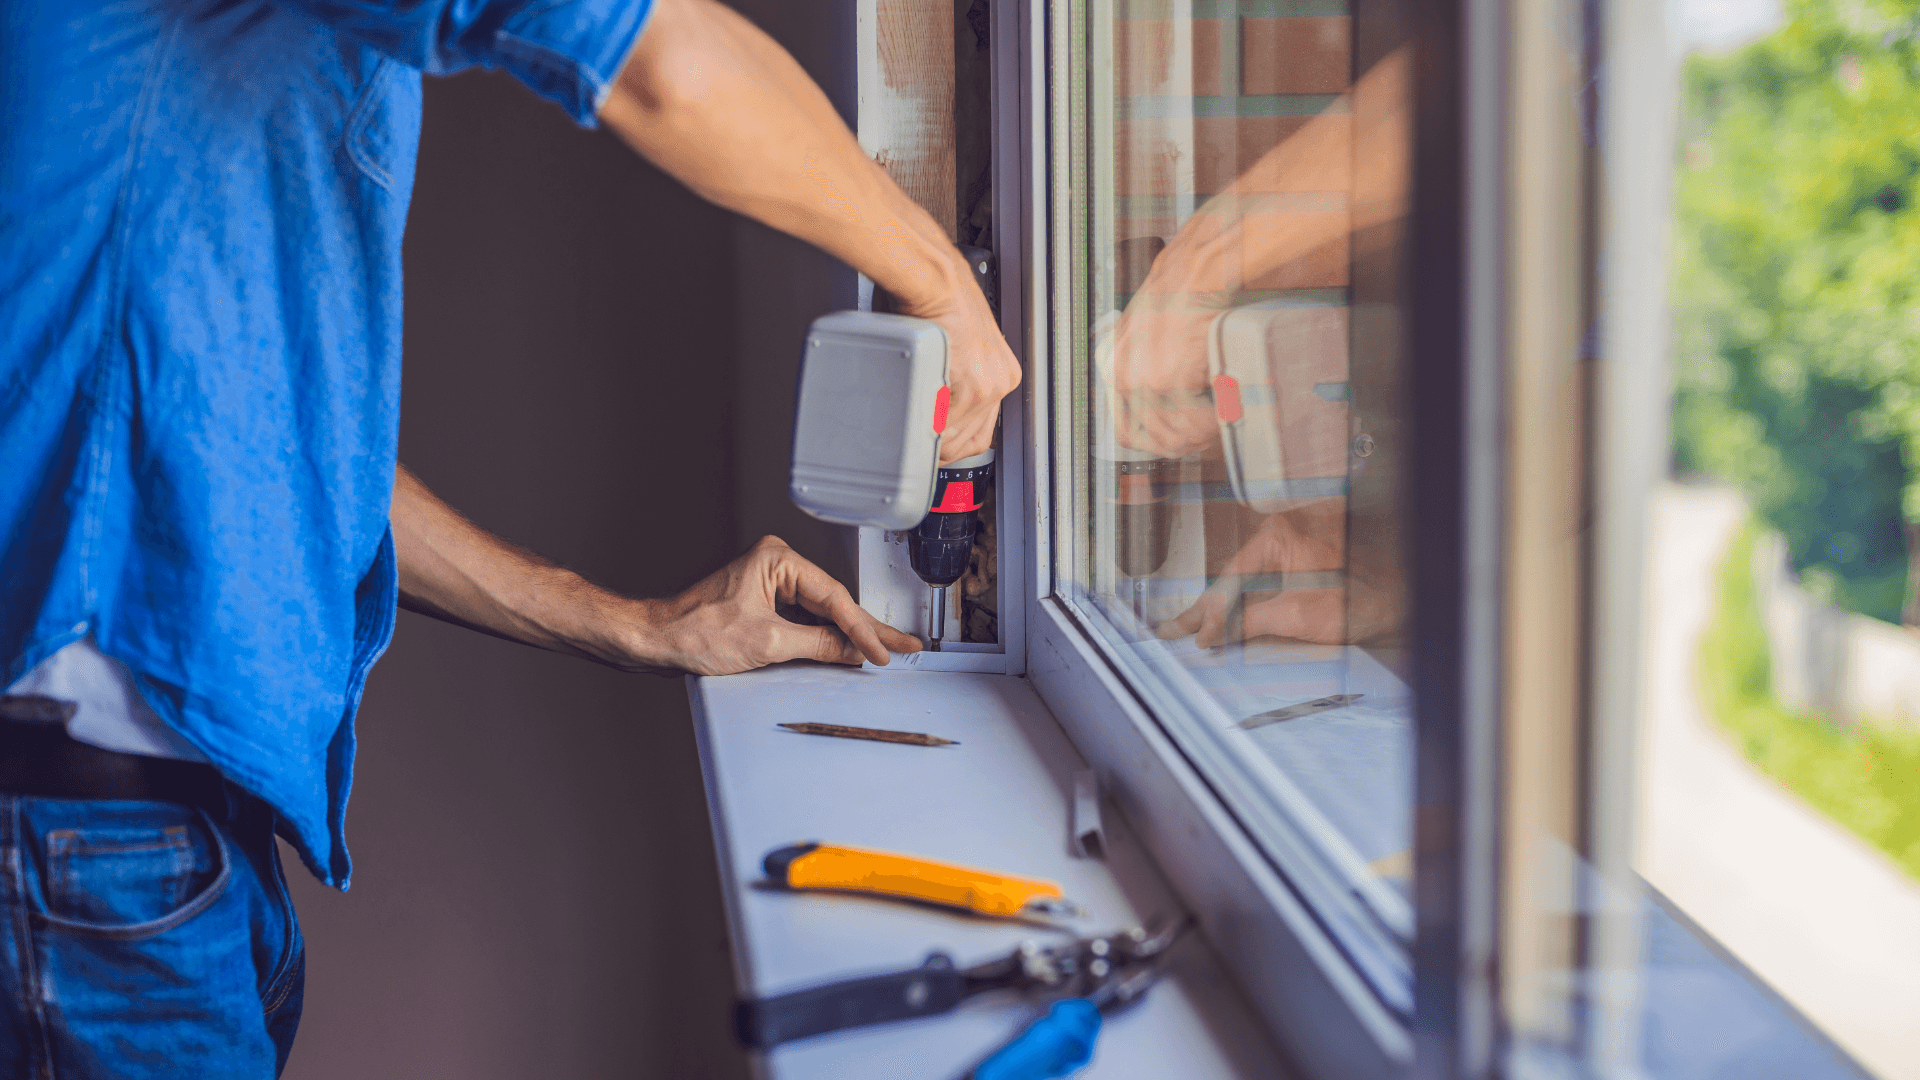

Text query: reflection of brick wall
(1108, 2), (1361, 607)
(1241, 17), (1349, 94)
(1112, 3), (1354, 291)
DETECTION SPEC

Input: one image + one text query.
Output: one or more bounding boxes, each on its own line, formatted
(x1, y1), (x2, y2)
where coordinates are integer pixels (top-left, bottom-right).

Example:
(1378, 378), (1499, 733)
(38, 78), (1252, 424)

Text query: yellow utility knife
(762, 842), (1084, 919)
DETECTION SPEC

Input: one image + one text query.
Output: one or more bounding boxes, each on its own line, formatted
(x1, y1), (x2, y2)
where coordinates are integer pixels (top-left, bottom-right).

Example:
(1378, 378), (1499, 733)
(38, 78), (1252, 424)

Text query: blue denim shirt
(0, 0), (651, 887)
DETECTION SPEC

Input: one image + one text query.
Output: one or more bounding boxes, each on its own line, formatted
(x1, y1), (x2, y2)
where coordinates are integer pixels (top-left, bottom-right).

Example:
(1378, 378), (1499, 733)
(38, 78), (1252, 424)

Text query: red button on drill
(933, 385), (951, 434)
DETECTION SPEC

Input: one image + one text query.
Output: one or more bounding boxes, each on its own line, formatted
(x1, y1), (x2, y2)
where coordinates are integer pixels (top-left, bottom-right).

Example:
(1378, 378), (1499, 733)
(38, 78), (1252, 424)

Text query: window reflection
(1088, 13), (1407, 657)
(1063, 0), (1417, 995)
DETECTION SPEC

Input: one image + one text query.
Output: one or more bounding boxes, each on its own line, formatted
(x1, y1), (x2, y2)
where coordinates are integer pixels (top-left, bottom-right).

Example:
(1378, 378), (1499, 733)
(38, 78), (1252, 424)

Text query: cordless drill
(911, 449), (993, 650)
(785, 250), (999, 652)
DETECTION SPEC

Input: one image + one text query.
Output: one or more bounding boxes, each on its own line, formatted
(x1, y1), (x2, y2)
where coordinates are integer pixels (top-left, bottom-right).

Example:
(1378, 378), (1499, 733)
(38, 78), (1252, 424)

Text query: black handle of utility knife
(735, 952), (967, 1050)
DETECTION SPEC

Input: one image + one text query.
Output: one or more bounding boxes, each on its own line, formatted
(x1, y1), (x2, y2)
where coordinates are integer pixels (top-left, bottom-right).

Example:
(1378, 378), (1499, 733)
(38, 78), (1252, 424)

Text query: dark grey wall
(727, 0), (861, 584)
(280, 66), (751, 1080)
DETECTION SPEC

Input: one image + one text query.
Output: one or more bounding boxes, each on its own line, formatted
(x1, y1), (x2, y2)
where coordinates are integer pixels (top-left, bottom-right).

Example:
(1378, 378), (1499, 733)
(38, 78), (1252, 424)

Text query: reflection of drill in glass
(1103, 237), (1178, 628)
(909, 450), (995, 650)
(1102, 448), (1175, 627)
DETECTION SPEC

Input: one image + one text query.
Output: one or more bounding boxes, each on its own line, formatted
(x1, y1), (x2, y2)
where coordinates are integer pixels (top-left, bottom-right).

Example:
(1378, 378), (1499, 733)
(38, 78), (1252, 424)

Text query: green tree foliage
(1673, 0), (1920, 622)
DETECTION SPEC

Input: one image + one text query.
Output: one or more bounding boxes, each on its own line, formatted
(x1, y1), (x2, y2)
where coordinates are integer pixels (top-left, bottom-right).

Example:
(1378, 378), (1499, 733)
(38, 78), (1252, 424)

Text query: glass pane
(1054, 0), (1414, 1006)
(1497, 2), (1915, 1077)
(1632, 3), (1920, 1075)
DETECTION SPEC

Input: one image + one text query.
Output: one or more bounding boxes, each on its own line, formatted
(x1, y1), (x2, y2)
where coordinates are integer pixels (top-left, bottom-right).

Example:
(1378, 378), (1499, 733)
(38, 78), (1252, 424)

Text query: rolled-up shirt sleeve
(285, 0), (655, 125)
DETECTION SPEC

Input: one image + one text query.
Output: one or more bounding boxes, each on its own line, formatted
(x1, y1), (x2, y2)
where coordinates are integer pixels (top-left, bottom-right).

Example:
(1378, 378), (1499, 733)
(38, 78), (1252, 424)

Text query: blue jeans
(0, 789), (304, 1078)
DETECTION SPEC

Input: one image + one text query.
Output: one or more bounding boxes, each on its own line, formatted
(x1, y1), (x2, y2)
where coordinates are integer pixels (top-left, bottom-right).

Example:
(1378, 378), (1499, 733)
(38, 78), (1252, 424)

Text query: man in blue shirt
(0, 0), (1018, 1073)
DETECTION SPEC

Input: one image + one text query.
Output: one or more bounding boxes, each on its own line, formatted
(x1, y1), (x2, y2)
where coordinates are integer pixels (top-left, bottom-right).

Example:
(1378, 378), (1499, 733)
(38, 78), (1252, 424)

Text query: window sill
(685, 664), (1288, 1079)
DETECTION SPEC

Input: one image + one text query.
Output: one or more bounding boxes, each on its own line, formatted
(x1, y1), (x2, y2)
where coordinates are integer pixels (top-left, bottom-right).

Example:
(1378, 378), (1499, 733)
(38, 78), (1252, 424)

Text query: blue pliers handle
(971, 999), (1103, 1080)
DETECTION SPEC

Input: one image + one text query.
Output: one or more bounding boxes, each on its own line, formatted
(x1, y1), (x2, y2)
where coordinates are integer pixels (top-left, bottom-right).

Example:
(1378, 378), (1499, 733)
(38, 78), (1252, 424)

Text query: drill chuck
(908, 514), (977, 588)
(909, 450), (994, 648)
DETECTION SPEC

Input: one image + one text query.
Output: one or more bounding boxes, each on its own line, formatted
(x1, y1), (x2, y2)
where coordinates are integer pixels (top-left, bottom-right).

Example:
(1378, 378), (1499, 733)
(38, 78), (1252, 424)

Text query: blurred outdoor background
(1669, 0), (1920, 883)
(1638, 1), (1920, 1075)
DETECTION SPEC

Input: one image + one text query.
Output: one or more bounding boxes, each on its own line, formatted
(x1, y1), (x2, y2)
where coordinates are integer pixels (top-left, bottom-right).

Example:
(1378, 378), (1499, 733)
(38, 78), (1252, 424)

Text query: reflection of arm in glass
(1156, 503), (1348, 646)
(1110, 47), (1410, 459)
(1156, 500), (1400, 648)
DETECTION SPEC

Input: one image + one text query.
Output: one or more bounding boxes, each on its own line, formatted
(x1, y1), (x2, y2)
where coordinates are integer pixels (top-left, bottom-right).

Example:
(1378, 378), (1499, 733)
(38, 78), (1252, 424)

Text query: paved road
(1637, 484), (1920, 1080)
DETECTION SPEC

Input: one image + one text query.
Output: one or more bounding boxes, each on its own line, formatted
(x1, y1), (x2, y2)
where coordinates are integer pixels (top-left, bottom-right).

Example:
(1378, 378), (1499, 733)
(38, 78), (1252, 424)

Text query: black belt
(0, 695), (229, 817)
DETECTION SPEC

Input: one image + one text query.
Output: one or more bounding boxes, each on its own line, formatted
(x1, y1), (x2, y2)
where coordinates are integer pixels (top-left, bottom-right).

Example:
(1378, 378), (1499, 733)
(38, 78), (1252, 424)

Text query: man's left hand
(612, 536), (924, 675)
(393, 467), (921, 676)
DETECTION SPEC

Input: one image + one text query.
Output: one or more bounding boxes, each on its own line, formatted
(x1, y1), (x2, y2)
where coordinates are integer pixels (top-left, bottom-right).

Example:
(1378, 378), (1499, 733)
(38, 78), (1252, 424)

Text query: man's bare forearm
(595, 0), (1019, 462)
(390, 467), (922, 675)
(597, 0), (964, 309)
(391, 465), (650, 665)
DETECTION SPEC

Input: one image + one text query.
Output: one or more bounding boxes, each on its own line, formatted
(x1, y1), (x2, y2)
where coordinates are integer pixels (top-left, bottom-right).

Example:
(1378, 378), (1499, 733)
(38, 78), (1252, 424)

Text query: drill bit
(929, 584), (948, 651)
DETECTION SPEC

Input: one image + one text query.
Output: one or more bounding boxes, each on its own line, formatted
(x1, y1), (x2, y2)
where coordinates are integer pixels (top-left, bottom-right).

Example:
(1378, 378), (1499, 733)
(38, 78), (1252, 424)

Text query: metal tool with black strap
(733, 920), (1188, 1053)
(963, 948), (1175, 1080)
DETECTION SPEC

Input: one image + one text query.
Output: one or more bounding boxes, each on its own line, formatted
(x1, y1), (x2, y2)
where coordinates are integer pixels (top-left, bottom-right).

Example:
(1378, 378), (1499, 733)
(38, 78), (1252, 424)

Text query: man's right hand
(596, 0), (1021, 463)
(892, 253), (1022, 464)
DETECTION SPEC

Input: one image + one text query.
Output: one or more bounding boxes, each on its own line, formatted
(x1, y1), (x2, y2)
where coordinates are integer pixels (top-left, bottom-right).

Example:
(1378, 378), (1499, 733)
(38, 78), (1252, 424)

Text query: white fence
(1757, 533), (1920, 731)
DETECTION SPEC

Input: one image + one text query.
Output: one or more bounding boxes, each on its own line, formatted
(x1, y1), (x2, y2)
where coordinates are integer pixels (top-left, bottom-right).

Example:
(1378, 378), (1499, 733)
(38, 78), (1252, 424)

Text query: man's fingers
(869, 617), (924, 657)
(801, 589), (922, 665)
(774, 545), (900, 666)
(1192, 580), (1249, 649)
(767, 619), (864, 666)
(838, 612), (891, 666)
(932, 299), (1021, 464)
(938, 410), (995, 463)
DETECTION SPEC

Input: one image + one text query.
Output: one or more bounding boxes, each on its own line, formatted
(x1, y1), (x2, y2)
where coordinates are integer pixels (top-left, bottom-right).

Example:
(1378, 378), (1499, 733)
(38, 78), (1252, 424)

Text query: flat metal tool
(964, 946), (1178, 1080)
(778, 721), (958, 747)
(734, 920), (1189, 1051)
(1237, 692), (1364, 730)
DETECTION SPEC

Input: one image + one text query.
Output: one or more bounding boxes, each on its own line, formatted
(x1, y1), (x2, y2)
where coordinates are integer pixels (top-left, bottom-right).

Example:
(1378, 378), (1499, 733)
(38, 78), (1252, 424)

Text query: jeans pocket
(38, 806), (232, 940)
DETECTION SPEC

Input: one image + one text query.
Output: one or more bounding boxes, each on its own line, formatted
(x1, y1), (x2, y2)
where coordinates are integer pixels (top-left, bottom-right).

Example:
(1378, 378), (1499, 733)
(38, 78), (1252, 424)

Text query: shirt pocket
(344, 56), (422, 194)
(42, 808), (228, 937)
